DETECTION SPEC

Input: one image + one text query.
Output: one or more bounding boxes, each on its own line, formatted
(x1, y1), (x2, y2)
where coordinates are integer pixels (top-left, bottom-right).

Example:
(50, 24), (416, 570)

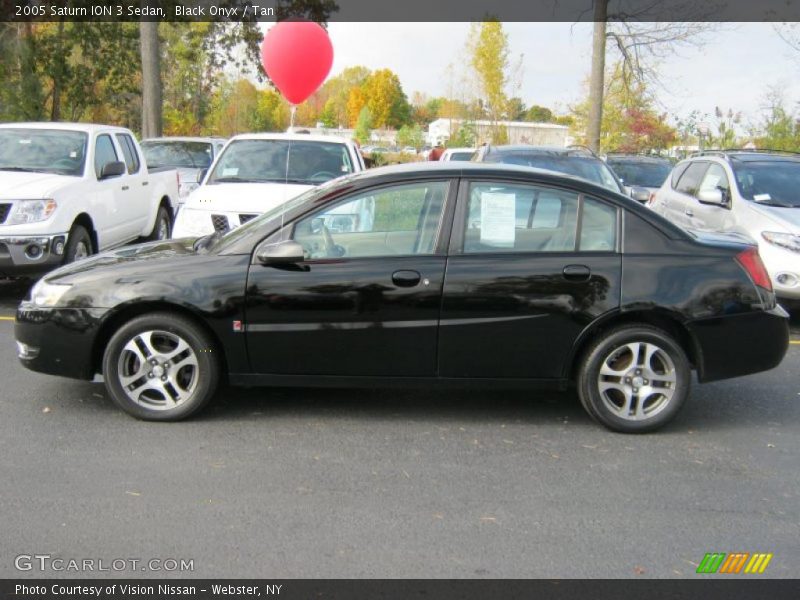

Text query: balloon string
(281, 105), (297, 241)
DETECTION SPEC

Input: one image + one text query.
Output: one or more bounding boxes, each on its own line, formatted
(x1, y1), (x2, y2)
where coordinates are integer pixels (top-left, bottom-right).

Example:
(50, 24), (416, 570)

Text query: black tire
(102, 312), (220, 421)
(146, 205), (172, 241)
(63, 225), (93, 264)
(577, 325), (691, 433)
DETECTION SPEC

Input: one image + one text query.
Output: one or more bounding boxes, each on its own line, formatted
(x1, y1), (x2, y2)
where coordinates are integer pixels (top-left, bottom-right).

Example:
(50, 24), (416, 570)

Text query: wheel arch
(71, 213), (98, 253)
(91, 301), (227, 378)
(565, 308), (702, 382)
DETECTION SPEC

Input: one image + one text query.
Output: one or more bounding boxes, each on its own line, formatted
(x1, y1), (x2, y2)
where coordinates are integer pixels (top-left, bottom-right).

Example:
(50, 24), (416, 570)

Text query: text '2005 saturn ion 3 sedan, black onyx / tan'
(15, 163), (790, 432)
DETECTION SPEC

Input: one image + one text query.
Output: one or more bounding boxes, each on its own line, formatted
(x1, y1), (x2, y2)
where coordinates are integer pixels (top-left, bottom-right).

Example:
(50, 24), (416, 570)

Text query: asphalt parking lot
(0, 278), (798, 579)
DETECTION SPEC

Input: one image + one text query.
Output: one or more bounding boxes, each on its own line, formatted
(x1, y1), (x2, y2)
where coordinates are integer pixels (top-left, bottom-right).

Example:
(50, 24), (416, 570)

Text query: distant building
(427, 118), (569, 147)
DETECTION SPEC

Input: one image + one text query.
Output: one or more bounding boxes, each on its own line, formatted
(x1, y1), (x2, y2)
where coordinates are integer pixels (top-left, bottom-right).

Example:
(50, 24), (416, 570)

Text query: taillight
(735, 246), (772, 291)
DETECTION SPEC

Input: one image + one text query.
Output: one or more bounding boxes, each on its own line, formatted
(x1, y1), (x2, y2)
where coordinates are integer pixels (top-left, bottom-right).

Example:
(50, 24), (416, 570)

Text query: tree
(346, 87), (367, 128)
(526, 105), (555, 123)
(757, 89), (800, 151)
(397, 124), (425, 150)
(354, 106), (373, 144)
(506, 97), (527, 121)
(467, 21), (510, 142)
(362, 69), (411, 129)
(449, 121), (477, 147)
(140, 21), (162, 138)
(586, 1), (716, 152)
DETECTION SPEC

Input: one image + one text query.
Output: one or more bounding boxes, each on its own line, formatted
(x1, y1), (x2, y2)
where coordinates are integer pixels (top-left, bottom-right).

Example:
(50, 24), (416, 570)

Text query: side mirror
(100, 161), (126, 180)
(697, 188), (725, 206)
(255, 240), (305, 265)
(629, 186), (651, 203)
(196, 168), (208, 184)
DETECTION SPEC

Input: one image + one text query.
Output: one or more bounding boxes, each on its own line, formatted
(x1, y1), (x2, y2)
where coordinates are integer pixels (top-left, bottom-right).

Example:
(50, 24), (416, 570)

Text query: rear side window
(115, 134), (140, 174)
(94, 134), (119, 178)
(462, 182), (618, 254)
(675, 162), (709, 196)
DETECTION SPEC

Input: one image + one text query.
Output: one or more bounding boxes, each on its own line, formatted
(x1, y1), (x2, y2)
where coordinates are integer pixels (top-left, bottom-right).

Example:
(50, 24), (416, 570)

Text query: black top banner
(2, 0), (800, 22)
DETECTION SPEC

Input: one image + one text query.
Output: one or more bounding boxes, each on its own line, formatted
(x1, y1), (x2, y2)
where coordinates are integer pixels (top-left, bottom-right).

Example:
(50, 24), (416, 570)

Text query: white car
(441, 147), (476, 161)
(0, 122), (179, 276)
(650, 150), (800, 307)
(173, 133), (364, 238)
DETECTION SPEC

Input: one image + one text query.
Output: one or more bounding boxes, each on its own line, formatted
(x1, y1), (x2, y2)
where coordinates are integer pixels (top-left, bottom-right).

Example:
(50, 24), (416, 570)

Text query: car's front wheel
(102, 312), (220, 420)
(577, 325), (691, 433)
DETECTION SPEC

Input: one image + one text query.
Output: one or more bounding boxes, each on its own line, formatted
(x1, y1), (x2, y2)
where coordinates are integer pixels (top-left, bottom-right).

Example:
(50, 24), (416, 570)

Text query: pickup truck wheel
(64, 225), (92, 264)
(147, 205), (172, 241)
(577, 325), (691, 433)
(102, 312), (220, 421)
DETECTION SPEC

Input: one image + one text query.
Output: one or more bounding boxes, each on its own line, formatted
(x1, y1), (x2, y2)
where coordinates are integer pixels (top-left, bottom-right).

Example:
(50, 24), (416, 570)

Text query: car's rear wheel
(102, 312), (219, 421)
(577, 325), (690, 433)
(146, 205), (172, 241)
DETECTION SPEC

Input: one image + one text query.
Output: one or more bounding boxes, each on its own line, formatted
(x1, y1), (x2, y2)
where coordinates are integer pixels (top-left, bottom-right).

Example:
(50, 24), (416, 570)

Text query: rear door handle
(685, 209), (693, 216)
(142, 181), (149, 186)
(121, 185), (129, 191)
(392, 270), (421, 287)
(562, 264), (591, 281)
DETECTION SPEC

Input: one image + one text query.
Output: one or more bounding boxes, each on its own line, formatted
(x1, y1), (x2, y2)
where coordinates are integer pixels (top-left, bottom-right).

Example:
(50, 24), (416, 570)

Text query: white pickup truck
(172, 133), (364, 238)
(0, 122), (179, 276)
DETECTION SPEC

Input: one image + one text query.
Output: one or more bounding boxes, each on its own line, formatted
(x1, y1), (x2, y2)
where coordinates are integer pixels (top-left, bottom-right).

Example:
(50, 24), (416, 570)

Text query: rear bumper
(0, 232), (68, 276)
(689, 305), (790, 383)
(14, 304), (105, 380)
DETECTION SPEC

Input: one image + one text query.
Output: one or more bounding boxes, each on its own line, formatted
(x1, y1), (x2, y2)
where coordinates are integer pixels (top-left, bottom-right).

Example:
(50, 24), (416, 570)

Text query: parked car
(141, 137), (226, 207)
(474, 145), (625, 194)
(605, 154), (673, 203)
(441, 147), (476, 162)
(16, 163), (788, 432)
(400, 146), (418, 155)
(0, 122), (179, 277)
(650, 150), (800, 308)
(172, 133), (364, 238)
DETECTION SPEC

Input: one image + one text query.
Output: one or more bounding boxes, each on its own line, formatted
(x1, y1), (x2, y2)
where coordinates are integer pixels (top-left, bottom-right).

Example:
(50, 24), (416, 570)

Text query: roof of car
(606, 155), (671, 163)
(228, 132), (353, 145)
(484, 145), (599, 158)
(690, 150), (800, 163)
(142, 136), (226, 144)
(0, 121), (132, 134)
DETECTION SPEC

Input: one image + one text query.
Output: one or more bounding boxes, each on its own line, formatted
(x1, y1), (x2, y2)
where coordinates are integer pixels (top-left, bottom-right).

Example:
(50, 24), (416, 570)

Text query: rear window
(486, 152), (622, 193)
(670, 162), (691, 188)
(675, 162), (709, 196)
(607, 160), (671, 188)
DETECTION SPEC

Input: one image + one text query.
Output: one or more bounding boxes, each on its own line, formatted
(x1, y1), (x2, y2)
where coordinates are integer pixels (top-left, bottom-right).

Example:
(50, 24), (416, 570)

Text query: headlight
(30, 280), (72, 307)
(9, 199), (57, 224)
(173, 207), (212, 237)
(761, 231), (800, 253)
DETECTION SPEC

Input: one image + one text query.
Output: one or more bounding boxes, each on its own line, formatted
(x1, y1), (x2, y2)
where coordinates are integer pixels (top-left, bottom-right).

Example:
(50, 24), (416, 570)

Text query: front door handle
(685, 208), (693, 217)
(392, 270), (421, 287)
(121, 185), (129, 191)
(562, 264), (591, 281)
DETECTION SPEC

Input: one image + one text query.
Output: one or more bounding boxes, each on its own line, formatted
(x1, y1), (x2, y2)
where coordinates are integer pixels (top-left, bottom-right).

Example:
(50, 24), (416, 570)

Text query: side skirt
(228, 373), (569, 391)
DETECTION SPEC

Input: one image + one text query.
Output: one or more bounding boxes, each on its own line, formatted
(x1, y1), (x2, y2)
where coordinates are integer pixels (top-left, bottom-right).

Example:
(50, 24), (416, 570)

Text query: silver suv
(650, 150), (800, 307)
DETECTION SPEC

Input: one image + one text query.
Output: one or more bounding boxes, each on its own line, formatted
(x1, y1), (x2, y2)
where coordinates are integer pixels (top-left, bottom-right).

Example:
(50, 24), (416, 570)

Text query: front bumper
(14, 304), (106, 380)
(689, 305), (790, 383)
(0, 232), (68, 276)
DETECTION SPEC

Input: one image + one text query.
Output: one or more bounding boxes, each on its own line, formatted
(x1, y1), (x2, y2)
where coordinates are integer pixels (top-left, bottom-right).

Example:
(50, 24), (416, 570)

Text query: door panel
(439, 180), (622, 379)
(245, 256), (446, 376)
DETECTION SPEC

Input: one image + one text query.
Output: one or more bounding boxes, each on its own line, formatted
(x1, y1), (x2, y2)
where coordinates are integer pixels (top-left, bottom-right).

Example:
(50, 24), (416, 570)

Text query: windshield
(448, 151), (474, 161)
(141, 140), (214, 169)
(732, 160), (800, 208)
(607, 160), (671, 188)
(489, 153), (622, 192)
(207, 139), (354, 186)
(0, 128), (88, 176)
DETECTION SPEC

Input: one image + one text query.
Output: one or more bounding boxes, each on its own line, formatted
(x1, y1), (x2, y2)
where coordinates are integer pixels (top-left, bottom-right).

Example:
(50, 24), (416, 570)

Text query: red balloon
(261, 22), (334, 105)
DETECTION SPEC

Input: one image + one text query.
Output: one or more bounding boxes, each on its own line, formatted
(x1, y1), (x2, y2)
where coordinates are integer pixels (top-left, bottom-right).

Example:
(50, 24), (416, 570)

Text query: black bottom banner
(1, 579), (798, 600)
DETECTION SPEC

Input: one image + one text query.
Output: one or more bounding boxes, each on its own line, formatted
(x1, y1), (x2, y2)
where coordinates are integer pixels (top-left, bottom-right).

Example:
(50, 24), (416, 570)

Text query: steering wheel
(309, 171), (338, 182)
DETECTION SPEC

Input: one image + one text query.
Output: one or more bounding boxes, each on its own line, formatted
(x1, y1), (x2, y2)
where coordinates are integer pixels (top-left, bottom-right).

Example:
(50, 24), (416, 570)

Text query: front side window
(675, 162), (709, 196)
(293, 181), (449, 259)
(94, 134), (119, 178)
(463, 182), (617, 253)
(697, 163), (730, 199)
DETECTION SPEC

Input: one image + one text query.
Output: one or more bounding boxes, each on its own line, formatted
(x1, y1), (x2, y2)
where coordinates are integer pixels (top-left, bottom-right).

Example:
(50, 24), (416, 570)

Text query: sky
(307, 22), (800, 129)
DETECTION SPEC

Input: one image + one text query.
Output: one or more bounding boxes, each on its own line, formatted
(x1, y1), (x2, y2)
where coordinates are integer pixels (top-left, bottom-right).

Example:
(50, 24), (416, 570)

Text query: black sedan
(15, 163), (789, 432)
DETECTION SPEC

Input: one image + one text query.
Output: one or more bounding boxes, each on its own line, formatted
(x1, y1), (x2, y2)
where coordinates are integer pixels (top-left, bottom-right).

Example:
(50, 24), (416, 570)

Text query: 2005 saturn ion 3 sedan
(16, 163), (789, 432)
